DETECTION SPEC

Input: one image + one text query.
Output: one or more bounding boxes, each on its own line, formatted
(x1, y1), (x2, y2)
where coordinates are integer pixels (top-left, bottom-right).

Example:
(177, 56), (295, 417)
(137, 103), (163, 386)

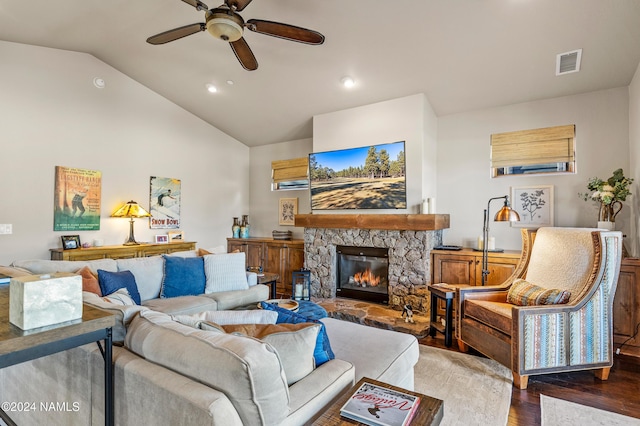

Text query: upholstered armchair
(456, 227), (623, 389)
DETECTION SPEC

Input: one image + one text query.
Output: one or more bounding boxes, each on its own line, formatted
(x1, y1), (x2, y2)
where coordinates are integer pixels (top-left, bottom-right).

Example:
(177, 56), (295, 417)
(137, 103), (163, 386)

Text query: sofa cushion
(0, 265), (32, 277)
(97, 269), (141, 304)
(142, 295), (218, 316)
(116, 256), (164, 302)
(102, 288), (136, 305)
(208, 322), (320, 385)
(260, 302), (335, 367)
(12, 259), (117, 275)
(161, 256), (206, 298)
(507, 278), (571, 306)
(82, 291), (148, 342)
(76, 266), (101, 295)
(203, 253), (249, 293)
(173, 309), (278, 328)
(125, 310), (290, 426)
(464, 299), (513, 335)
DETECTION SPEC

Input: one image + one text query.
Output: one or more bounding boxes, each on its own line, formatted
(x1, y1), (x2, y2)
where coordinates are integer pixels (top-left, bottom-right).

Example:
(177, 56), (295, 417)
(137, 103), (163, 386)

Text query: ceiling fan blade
(246, 19), (324, 45)
(230, 38), (258, 71)
(225, 0), (253, 12)
(181, 0), (209, 11)
(147, 23), (206, 45)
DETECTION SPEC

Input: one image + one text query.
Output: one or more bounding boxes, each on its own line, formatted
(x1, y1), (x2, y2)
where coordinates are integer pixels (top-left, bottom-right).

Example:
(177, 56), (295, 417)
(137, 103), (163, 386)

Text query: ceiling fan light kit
(147, 0), (325, 71)
(206, 9), (244, 42)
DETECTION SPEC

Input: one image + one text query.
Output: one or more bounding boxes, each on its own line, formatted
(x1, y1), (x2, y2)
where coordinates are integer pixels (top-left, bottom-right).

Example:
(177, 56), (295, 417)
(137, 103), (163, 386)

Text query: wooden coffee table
(312, 377), (443, 425)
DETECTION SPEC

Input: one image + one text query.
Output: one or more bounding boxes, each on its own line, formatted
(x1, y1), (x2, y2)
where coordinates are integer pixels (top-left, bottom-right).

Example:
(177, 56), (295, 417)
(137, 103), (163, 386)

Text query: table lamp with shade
(481, 195), (520, 286)
(111, 200), (151, 245)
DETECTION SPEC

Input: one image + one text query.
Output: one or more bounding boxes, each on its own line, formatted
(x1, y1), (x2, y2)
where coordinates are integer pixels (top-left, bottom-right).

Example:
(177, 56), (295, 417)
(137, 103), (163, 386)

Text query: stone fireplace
(297, 214), (449, 312)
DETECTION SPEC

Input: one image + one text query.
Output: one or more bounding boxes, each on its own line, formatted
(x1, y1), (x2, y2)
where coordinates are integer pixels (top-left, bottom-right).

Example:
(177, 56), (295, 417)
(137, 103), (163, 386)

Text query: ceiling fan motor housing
(206, 8), (244, 42)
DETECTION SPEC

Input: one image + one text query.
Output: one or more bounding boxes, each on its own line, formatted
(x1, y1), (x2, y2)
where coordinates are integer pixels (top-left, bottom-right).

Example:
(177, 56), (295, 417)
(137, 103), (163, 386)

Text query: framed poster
(279, 198), (298, 226)
(510, 185), (554, 228)
(54, 166), (101, 231)
(150, 176), (181, 229)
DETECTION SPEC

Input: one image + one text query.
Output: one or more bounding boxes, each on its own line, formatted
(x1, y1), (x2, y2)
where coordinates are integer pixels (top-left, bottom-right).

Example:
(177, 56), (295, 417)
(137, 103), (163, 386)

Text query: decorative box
(10, 272), (83, 330)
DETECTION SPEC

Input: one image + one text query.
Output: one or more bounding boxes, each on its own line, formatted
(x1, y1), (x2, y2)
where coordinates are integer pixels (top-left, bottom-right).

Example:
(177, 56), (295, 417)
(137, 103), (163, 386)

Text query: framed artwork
(155, 235), (169, 244)
(279, 198), (298, 226)
(150, 176), (181, 229)
(510, 185), (554, 228)
(168, 230), (184, 242)
(54, 166), (102, 232)
(61, 235), (81, 250)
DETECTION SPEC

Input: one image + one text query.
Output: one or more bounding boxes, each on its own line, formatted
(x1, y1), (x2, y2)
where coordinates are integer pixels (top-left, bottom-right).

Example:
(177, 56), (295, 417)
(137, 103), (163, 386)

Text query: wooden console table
(0, 287), (116, 425)
(50, 241), (196, 261)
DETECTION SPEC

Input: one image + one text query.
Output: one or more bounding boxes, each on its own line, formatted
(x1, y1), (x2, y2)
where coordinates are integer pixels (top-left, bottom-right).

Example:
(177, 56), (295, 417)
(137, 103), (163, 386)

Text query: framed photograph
(61, 235), (81, 250)
(149, 176), (181, 229)
(155, 235), (169, 244)
(510, 185), (554, 228)
(167, 230), (184, 242)
(279, 198), (298, 226)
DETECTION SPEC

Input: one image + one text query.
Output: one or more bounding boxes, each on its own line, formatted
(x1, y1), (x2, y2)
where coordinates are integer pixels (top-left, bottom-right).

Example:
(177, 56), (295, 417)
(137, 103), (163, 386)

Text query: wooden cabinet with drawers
(50, 241), (197, 260)
(613, 257), (640, 358)
(431, 248), (521, 286)
(227, 237), (304, 297)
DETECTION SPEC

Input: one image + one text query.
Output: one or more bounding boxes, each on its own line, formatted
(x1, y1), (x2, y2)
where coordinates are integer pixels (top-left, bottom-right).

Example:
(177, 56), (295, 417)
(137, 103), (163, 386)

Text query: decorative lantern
(292, 268), (311, 301)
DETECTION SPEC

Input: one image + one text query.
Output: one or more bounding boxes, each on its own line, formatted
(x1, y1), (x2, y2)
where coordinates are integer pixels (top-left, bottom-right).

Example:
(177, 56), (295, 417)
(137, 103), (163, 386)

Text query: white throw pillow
(203, 253), (249, 293)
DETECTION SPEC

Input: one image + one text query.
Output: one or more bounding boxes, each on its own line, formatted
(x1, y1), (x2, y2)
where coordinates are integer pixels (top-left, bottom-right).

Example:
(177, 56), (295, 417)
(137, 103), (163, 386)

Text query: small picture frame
(279, 198), (298, 226)
(167, 230), (184, 242)
(61, 235), (81, 250)
(155, 235), (169, 244)
(510, 185), (554, 228)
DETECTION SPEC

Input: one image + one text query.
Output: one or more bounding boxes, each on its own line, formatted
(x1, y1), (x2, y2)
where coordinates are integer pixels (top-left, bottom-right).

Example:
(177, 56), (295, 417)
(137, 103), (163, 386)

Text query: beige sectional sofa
(0, 252), (420, 425)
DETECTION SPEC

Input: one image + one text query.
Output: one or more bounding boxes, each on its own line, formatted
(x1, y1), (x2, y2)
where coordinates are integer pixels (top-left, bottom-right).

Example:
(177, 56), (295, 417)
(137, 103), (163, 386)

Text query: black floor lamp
(481, 195), (520, 286)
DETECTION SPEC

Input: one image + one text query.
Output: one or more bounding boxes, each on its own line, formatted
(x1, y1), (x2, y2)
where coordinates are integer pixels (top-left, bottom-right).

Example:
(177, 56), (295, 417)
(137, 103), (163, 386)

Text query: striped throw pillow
(507, 279), (571, 306)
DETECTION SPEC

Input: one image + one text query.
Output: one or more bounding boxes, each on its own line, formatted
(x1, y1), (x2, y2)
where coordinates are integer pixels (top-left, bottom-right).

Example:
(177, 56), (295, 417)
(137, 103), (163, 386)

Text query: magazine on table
(340, 381), (421, 426)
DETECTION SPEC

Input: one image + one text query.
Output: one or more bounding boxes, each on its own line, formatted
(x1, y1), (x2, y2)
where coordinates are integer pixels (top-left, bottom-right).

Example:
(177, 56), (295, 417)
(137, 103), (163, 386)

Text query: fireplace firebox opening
(336, 245), (389, 304)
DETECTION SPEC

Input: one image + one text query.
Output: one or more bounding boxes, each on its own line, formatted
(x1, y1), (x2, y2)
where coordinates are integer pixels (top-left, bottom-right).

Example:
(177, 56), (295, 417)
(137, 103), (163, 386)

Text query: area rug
(540, 394), (640, 425)
(413, 345), (512, 426)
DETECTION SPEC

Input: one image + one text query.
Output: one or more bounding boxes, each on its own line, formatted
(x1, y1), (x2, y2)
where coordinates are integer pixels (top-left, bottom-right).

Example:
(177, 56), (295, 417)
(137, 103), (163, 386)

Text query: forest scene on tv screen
(309, 141), (406, 210)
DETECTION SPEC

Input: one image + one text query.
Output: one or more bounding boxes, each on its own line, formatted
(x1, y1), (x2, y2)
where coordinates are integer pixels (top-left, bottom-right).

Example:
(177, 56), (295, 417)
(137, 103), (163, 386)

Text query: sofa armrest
(82, 291), (148, 342)
(204, 284), (269, 310)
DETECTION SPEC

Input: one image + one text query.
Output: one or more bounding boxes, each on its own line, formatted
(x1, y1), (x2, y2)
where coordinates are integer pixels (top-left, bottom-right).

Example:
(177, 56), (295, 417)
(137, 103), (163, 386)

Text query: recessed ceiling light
(341, 76), (355, 88)
(93, 77), (105, 89)
(205, 83), (218, 93)
(226, 80), (234, 85)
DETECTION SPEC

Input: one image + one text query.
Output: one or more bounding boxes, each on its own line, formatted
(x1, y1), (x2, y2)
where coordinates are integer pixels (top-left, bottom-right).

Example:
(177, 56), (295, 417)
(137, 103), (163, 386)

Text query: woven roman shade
(491, 125), (575, 172)
(271, 157), (309, 190)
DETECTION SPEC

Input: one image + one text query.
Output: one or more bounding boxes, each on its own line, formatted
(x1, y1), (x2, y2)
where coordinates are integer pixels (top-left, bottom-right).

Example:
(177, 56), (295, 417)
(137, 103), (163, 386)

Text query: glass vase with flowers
(580, 168), (633, 224)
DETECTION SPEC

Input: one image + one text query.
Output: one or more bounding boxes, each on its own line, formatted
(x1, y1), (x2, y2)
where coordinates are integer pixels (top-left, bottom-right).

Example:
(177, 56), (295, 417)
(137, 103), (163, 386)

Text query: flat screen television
(309, 141), (407, 210)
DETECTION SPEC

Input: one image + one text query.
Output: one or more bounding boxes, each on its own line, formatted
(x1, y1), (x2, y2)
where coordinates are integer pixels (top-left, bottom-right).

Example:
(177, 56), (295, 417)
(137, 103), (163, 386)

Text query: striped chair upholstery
(456, 227), (623, 389)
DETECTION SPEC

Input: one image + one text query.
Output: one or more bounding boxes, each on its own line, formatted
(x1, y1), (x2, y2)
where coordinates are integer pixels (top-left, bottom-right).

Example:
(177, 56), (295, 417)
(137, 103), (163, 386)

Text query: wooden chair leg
(513, 372), (529, 390)
(457, 339), (469, 352)
(594, 367), (611, 381)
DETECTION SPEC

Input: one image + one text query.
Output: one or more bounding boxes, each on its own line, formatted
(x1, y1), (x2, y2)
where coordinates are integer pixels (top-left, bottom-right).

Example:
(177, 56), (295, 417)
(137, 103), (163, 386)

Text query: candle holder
(292, 268), (311, 301)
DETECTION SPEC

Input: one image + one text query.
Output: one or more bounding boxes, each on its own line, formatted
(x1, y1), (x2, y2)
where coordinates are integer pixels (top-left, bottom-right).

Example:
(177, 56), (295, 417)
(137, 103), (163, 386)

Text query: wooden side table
(257, 272), (279, 299)
(311, 377), (443, 425)
(0, 287), (116, 426)
(427, 283), (459, 347)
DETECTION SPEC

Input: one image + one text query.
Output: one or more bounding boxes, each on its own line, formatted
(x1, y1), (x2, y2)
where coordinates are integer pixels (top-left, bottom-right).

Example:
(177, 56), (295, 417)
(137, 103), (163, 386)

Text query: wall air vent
(556, 49), (582, 76)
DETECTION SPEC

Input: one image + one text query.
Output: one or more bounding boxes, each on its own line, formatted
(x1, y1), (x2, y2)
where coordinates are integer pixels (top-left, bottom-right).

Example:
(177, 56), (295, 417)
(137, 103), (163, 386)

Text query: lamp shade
(111, 200), (151, 218)
(494, 204), (520, 222)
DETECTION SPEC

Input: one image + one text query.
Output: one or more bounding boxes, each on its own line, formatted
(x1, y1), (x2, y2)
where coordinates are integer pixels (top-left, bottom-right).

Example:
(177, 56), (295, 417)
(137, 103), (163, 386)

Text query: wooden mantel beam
(294, 214), (450, 231)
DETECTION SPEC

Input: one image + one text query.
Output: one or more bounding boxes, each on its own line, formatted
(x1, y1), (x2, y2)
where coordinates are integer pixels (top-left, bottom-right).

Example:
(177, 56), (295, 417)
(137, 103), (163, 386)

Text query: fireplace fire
(336, 246), (389, 304)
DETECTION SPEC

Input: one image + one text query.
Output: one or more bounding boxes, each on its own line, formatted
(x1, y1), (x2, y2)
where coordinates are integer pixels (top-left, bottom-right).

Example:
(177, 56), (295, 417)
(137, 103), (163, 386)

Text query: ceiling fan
(146, 0), (325, 71)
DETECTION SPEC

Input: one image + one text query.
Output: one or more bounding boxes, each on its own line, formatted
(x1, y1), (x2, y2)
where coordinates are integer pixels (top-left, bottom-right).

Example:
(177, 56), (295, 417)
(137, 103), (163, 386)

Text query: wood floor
(419, 334), (640, 425)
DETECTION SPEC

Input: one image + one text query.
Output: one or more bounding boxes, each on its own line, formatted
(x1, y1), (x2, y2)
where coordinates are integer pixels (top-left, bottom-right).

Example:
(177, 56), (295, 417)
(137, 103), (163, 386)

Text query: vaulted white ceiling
(1, 0), (639, 147)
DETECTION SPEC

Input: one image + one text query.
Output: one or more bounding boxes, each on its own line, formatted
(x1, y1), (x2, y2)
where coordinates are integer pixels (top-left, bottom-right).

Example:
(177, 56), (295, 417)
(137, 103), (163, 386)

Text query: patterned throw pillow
(507, 279), (571, 306)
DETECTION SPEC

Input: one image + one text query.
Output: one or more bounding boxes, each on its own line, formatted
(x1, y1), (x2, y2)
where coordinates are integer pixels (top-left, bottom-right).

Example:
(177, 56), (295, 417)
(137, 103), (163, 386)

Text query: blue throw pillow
(97, 269), (141, 305)
(161, 255), (206, 298)
(260, 302), (335, 366)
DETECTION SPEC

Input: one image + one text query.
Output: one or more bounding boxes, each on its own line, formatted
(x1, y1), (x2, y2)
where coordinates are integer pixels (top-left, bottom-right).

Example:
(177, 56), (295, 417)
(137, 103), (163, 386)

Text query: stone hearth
(317, 298), (431, 338)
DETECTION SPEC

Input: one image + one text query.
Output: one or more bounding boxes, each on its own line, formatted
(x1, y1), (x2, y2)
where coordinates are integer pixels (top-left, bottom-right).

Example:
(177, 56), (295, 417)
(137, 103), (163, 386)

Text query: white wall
(629, 62), (640, 257)
(437, 87), (631, 251)
(249, 138), (312, 239)
(0, 41), (250, 264)
(312, 94), (438, 213)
